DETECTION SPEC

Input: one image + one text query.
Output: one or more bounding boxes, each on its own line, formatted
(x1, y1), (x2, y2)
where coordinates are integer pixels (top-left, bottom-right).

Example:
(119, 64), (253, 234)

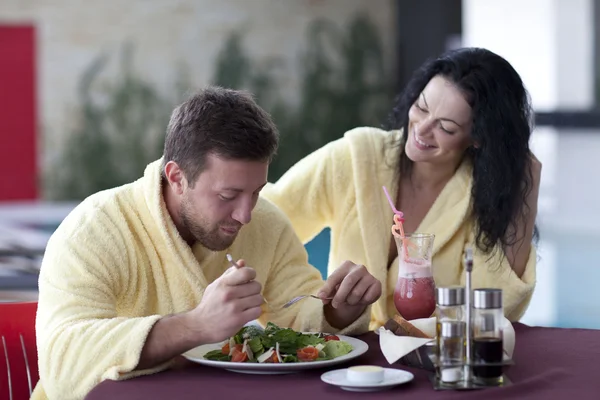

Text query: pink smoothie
(394, 258), (436, 320)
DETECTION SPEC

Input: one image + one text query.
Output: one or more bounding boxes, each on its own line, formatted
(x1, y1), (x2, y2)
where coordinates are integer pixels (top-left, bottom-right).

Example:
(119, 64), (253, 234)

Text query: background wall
(0, 0), (398, 199)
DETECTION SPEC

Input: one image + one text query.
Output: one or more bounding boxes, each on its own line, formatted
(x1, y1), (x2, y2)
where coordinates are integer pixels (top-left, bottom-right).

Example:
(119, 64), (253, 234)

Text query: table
(86, 323), (600, 400)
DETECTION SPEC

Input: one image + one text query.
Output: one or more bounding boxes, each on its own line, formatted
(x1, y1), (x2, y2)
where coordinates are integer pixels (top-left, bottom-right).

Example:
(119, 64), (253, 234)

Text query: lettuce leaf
(260, 324), (325, 354)
(322, 340), (353, 359)
(248, 337), (263, 354)
(282, 354), (298, 363)
(233, 325), (264, 344)
(204, 349), (231, 361)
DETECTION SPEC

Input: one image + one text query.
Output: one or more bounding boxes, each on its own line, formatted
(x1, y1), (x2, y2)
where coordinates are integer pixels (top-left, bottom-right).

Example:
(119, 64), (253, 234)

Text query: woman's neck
(408, 160), (458, 191)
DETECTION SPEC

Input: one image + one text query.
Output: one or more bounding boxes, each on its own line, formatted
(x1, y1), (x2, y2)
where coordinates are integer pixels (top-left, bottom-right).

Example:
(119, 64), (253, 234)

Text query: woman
(261, 47), (540, 330)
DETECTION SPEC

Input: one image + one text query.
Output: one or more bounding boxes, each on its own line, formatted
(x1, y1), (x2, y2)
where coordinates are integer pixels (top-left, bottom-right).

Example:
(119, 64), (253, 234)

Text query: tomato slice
(265, 351), (280, 363)
(221, 342), (230, 355)
(324, 335), (339, 341)
(297, 346), (319, 362)
(231, 344), (248, 363)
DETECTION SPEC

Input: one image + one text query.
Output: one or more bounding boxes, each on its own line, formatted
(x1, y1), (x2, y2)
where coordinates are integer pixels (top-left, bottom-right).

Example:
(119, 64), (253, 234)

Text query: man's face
(177, 154), (268, 251)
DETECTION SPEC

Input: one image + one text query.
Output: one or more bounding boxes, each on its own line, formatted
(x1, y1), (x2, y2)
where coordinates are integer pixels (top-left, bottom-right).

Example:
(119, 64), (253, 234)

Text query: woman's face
(405, 75), (474, 167)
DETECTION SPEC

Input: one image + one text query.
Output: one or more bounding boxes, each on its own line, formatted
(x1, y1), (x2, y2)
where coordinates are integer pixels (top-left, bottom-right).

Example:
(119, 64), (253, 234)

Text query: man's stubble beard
(179, 197), (235, 251)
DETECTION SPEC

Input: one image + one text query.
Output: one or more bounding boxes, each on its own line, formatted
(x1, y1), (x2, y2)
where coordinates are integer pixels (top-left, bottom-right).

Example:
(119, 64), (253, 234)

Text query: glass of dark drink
(472, 288), (504, 385)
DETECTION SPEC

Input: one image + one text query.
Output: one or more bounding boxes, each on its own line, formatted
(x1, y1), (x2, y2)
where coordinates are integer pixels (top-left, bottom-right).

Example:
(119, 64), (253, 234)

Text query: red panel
(0, 302), (39, 399)
(0, 26), (37, 200)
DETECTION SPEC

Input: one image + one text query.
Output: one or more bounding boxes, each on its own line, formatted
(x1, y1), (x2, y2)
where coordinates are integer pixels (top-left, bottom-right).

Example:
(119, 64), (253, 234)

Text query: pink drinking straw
(382, 186), (403, 219)
(382, 186), (409, 260)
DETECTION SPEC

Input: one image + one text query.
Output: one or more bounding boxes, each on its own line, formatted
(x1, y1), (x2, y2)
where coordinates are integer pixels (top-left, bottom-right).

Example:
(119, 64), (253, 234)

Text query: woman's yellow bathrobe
(261, 127), (536, 330)
(33, 159), (370, 400)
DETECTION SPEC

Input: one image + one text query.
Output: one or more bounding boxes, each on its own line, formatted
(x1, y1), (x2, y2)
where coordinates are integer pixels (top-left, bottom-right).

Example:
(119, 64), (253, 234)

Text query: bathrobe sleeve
(257, 208), (371, 335)
(36, 207), (165, 400)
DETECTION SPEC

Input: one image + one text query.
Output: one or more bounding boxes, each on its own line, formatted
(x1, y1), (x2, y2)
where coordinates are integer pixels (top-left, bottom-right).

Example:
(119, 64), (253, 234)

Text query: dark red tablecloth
(85, 323), (600, 400)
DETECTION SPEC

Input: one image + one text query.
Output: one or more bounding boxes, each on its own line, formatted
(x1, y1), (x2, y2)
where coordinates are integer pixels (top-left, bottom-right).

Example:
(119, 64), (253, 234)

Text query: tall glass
(393, 233), (436, 320)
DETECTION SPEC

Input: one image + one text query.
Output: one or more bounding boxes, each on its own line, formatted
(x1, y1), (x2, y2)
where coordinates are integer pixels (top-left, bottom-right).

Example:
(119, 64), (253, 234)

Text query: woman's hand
(318, 261), (382, 329)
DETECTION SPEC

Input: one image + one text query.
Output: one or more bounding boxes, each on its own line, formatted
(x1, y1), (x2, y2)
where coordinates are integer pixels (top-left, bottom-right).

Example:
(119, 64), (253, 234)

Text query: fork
(225, 254), (333, 310)
(282, 294), (334, 309)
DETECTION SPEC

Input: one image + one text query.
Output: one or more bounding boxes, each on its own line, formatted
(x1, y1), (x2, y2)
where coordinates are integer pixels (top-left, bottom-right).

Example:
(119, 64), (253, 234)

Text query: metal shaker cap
(473, 289), (503, 309)
(440, 320), (466, 337)
(436, 286), (465, 306)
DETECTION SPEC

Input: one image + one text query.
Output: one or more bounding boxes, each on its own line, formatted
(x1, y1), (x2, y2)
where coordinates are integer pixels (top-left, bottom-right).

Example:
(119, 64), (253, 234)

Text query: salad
(203, 322), (353, 363)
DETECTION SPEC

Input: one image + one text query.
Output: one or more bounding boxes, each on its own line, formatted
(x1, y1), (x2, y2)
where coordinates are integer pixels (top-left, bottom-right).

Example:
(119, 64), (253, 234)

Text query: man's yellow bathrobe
(261, 127), (536, 330)
(33, 159), (370, 400)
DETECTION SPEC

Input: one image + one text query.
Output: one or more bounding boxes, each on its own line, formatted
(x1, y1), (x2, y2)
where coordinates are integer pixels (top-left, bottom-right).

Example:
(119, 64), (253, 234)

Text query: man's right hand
(137, 260), (264, 370)
(188, 260), (264, 344)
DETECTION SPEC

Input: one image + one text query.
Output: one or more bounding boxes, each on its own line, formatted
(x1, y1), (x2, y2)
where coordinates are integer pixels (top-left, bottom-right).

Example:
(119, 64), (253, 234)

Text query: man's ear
(164, 161), (187, 195)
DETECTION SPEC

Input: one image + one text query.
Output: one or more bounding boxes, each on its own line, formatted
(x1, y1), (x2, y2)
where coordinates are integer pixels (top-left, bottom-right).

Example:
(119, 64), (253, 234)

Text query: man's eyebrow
(221, 182), (267, 192)
(221, 187), (243, 192)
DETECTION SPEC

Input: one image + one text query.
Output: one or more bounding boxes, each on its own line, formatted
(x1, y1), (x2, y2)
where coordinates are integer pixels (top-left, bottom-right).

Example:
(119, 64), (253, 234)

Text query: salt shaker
(437, 320), (466, 384)
(435, 286), (466, 375)
(436, 286), (466, 324)
(472, 288), (504, 385)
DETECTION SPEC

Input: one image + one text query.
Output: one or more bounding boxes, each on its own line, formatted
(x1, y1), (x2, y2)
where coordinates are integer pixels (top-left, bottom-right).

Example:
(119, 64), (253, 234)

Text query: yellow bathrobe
(261, 127), (536, 330)
(33, 159), (370, 400)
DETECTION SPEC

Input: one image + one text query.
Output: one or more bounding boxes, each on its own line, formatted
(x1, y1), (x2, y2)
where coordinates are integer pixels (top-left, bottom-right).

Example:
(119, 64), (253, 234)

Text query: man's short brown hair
(163, 86), (279, 184)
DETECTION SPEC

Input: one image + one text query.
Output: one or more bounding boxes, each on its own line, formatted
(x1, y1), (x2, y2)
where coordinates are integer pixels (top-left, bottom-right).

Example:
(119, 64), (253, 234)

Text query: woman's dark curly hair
(387, 47), (538, 254)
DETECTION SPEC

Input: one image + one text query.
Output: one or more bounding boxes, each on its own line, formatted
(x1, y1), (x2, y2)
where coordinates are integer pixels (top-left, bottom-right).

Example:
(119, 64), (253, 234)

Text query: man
(33, 87), (382, 400)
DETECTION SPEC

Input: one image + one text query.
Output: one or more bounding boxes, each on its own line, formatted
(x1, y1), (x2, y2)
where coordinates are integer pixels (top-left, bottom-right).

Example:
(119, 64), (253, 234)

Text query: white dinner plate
(321, 367), (414, 392)
(183, 335), (368, 375)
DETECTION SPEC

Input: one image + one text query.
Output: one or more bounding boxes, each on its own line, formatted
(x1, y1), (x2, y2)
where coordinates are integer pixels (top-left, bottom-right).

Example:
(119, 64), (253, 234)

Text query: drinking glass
(393, 233), (436, 320)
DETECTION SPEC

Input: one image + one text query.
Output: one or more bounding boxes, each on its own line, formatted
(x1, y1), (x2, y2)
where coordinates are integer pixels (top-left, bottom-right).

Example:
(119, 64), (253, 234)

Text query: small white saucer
(321, 367), (414, 392)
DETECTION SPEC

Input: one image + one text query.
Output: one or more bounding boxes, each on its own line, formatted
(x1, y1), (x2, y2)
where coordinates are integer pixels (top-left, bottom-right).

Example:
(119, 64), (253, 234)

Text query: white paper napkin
(378, 317), (515, 365)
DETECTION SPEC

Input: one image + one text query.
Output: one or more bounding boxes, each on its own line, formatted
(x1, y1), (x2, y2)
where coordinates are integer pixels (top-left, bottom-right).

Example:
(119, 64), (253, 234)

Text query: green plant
(46, 13), (394, 200)
(46, 44), (181, 200)
(212, 14), (394, 181)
